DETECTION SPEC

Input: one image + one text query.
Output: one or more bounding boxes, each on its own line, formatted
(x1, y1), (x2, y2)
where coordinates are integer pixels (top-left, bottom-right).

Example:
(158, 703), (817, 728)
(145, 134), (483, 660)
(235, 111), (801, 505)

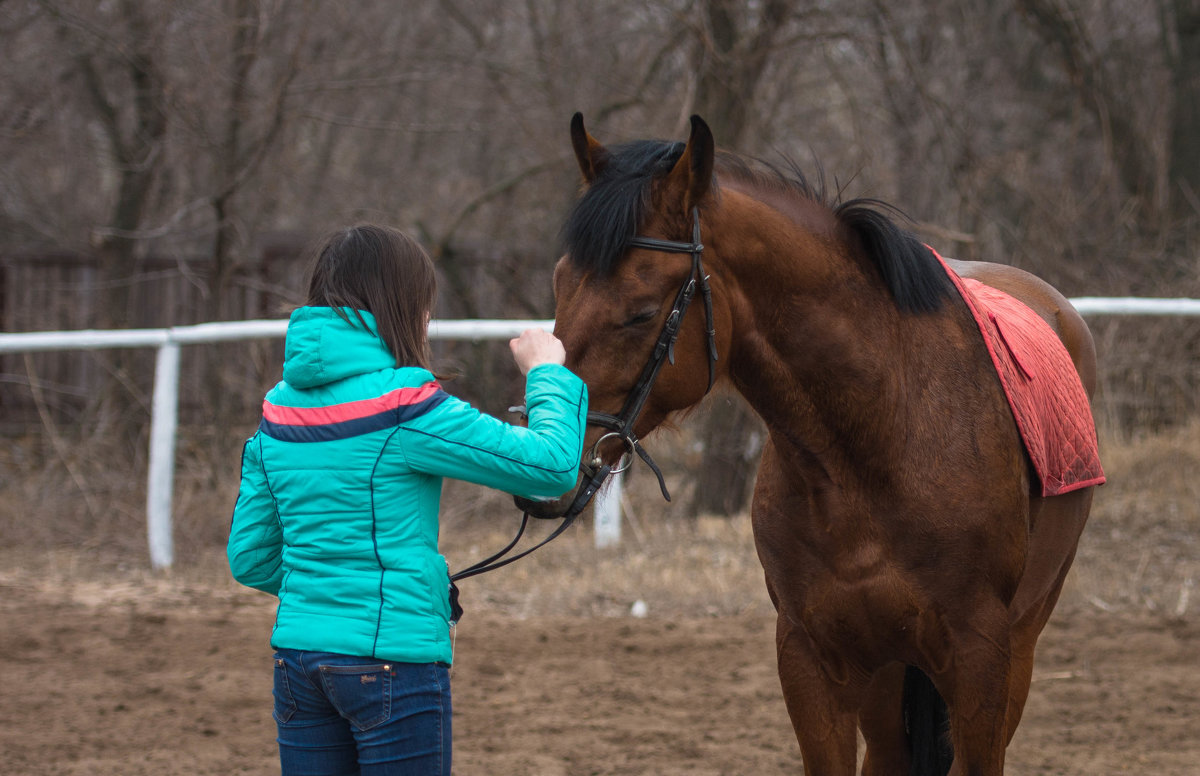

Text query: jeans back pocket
(319, 662), (394, 730)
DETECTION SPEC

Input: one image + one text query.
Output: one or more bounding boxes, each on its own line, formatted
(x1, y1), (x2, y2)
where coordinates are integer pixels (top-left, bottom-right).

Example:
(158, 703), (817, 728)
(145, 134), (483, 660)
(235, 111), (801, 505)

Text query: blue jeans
(273, 649), (451, 775)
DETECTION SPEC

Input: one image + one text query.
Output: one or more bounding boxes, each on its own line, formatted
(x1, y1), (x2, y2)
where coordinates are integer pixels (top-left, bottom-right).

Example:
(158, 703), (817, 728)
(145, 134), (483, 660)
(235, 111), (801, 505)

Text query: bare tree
(1008, 0), (1198, 260)
(1168, 0), (1200, 236)
(202, 0), (314, 322)
(32, 0), (169, 330)
(683, 0), (840, 516)
(3, 0), (1196, 449)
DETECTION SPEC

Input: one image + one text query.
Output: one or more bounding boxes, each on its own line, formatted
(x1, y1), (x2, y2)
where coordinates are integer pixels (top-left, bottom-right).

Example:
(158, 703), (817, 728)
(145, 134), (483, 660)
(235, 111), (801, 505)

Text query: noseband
(450, 207), (717, 590)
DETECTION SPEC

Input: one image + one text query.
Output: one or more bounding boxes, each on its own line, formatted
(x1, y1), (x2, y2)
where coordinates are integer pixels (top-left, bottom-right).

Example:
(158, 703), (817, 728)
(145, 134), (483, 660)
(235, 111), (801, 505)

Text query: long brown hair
(305, 224), (437, 369)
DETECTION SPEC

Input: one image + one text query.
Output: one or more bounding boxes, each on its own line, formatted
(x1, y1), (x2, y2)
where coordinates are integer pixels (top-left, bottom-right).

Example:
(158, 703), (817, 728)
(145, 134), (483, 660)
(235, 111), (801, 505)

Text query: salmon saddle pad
(935, 251), (1106, 497)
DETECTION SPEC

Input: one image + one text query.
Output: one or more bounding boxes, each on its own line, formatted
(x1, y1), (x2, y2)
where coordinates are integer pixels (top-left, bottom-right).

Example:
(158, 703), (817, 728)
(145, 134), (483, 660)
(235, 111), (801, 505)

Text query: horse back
(944, 258), (1098, 398)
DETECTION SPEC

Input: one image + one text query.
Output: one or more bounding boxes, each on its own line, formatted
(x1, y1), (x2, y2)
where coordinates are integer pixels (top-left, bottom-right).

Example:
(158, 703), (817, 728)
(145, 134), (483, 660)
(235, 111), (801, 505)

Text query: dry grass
(1, 419), (1197, 622)
(1066, 421), (1200, 616)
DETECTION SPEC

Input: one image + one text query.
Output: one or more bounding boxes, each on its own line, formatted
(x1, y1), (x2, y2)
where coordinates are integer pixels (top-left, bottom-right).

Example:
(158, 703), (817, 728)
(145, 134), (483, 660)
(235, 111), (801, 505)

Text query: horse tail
(903, 665), (954, 776)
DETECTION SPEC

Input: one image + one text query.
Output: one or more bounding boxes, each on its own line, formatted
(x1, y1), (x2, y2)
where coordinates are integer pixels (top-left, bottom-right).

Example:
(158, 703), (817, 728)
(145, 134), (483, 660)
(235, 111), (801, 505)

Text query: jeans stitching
(273, 656), (298, 724)
(434, 663), (448, 774)
(319, 663), (392, 730)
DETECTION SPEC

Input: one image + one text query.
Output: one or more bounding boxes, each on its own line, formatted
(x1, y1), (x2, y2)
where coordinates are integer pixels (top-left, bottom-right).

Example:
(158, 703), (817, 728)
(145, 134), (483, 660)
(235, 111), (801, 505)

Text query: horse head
(515, 113), (733, 519)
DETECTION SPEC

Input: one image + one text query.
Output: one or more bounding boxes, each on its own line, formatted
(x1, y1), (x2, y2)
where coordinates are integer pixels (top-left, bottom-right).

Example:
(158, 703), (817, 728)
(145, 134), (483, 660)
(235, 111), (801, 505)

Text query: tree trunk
(1169, 0), (1200, 235)
(58, 0), (168, 442)
(689, 396), (765, 516)
(687, 0), (791, 517)
(1016, 0), (1159, 214)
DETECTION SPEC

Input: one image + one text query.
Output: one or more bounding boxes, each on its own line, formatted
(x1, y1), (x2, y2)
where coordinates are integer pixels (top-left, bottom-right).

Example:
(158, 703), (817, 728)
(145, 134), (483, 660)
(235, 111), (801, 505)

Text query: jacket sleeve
(227, 433), (284, 595)
(399, 363), (588, 499)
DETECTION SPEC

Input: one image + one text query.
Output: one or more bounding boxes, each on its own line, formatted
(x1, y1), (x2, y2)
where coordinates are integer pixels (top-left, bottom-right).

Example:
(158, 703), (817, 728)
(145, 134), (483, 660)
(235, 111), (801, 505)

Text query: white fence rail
(1, 297), (1198, 568)
(1, 318), (553, 569)
(1068, 297), (1200, 316)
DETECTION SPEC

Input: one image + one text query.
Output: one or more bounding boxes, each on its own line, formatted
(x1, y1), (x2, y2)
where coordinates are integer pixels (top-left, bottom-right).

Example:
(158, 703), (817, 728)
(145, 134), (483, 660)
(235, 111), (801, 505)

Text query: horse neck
(710, 190), (967, 469)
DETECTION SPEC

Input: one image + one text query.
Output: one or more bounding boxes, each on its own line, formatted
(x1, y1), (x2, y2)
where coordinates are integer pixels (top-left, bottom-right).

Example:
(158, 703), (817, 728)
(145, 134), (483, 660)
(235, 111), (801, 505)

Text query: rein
(448, 208), (717, 604)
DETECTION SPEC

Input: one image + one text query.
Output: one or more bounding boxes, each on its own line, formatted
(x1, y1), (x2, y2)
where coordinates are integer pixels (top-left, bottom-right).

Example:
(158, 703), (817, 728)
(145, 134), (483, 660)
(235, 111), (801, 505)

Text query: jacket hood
(282, 306), (397, 388)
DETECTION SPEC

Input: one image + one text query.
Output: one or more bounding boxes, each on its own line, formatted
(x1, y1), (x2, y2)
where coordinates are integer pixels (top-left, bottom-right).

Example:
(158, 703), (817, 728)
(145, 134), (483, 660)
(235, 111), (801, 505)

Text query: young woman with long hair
(229, 224), (586, 775)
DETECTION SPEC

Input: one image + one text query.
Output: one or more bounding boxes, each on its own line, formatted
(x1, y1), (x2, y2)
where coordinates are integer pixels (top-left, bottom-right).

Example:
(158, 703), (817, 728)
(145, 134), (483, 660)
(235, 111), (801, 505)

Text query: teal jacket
(228, 306), (587, 664)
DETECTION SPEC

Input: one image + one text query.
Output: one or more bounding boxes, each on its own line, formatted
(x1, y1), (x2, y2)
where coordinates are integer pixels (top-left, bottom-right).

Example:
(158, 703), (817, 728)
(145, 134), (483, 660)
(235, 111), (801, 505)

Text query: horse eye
(623, 309), (659, 327)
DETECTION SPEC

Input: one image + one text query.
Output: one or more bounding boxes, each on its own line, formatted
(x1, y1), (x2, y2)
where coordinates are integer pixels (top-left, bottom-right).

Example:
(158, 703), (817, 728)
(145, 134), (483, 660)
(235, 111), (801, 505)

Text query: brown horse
(527, 113), (1100, 776)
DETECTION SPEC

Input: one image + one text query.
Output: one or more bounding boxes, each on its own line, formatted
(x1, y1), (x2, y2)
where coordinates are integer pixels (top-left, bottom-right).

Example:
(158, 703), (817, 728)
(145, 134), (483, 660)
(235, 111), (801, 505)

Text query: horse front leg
(939, 600), (1014, 776)
(754, 444), (860, 774)
(772, 600), (861, 776)
(857, 663), (912, 776)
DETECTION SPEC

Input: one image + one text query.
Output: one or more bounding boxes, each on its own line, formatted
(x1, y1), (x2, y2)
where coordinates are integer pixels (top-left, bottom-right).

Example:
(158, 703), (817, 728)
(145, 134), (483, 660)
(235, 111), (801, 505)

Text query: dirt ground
(1, 423), (1197, 775)
(0, 550), (1196, 776)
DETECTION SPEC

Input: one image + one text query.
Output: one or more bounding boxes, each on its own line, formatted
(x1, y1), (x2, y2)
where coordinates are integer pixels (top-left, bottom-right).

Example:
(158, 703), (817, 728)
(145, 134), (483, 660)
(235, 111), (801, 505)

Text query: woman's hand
(509, 328), (566, 375)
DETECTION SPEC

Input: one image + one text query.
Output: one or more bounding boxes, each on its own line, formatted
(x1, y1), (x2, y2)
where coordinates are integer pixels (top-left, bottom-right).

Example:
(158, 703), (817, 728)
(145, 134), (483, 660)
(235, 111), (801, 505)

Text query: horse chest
(753, 508), (929, 665)
(782, 562), (929, 674)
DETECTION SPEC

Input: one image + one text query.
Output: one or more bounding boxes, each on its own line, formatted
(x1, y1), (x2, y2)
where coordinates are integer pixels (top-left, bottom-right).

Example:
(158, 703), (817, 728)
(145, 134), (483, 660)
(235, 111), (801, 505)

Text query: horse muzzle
(514, 461), (614, 519)
(513, 492), (572, 519)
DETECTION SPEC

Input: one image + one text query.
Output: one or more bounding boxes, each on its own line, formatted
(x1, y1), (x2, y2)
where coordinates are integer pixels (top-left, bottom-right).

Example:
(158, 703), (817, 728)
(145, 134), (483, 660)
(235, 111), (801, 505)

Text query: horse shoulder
(944, 258), (1098, 397)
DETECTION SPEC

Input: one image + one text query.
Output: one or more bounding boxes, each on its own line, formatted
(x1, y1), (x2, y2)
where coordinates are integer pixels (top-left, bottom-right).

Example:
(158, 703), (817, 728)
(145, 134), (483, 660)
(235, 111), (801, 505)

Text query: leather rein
(449, 207), (717, 591)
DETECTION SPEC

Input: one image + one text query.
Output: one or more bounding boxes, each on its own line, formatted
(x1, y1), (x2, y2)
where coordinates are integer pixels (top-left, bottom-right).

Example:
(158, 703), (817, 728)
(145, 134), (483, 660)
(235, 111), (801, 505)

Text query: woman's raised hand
(509, 328), (566, 375)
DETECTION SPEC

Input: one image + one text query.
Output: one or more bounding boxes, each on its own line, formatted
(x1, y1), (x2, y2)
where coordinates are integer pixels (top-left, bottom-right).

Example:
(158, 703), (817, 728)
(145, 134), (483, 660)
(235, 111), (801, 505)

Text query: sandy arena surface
(2, 419), (1197, 775)
(0, 554), (1196, 776)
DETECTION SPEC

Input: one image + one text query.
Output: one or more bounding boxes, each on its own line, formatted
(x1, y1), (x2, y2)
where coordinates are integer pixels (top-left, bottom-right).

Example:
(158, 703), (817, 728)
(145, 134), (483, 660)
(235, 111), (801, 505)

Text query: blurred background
(1, 0), (1197, 561)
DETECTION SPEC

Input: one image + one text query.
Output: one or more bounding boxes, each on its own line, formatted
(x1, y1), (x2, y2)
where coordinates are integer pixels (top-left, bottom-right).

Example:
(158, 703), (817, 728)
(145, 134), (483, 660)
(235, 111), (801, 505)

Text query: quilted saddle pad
(936, 253), (1106, 497)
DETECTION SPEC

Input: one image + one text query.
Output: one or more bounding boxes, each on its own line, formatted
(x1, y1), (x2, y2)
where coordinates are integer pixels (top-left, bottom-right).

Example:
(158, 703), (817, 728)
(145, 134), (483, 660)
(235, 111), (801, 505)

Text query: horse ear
(666, 115), (715, 212)
(570, 112), (609, 184)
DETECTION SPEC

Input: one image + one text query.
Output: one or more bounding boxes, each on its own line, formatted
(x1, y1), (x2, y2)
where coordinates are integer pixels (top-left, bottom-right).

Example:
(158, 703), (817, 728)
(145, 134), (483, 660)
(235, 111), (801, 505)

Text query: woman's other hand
(509, 328), (566, 375)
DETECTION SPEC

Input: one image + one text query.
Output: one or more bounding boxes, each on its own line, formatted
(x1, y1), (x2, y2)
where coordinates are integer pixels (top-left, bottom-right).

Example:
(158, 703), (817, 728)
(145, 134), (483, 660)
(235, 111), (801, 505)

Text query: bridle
(449, 207), (718, 598)
(580, 205), (718, 501)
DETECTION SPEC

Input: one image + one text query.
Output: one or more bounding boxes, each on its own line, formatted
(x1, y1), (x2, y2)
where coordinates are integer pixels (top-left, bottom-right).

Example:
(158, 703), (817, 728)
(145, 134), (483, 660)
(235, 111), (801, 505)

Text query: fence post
(593, 471), (622, 548)
(147, 341), (180, 570)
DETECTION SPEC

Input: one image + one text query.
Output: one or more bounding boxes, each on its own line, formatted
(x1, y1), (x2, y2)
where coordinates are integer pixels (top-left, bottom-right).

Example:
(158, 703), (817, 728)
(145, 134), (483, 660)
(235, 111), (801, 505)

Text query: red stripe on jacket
(262, 382), (443, 427)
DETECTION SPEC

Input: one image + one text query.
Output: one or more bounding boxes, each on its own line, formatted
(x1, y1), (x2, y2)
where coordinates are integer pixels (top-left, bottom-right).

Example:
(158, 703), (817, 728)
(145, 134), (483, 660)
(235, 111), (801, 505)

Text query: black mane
(562, 142), (954, 314)
(833, 198), (955, 313)
(561, 139), (687, 278)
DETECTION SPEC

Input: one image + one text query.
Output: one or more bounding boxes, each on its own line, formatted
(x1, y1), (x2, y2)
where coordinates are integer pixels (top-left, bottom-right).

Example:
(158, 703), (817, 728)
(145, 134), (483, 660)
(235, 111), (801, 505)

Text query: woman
(228, 224), (587, 775)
